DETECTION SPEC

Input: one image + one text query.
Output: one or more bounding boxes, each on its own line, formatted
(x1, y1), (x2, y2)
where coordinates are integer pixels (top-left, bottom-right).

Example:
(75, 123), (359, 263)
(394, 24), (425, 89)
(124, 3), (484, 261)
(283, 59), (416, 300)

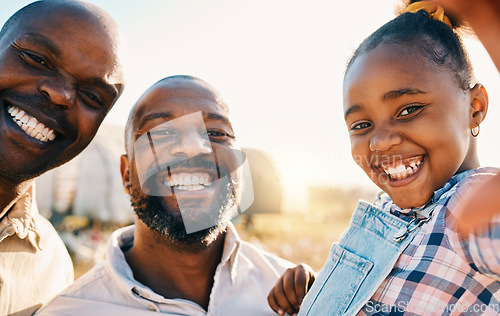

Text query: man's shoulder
(57, 262), (108, 297)
(36, 262), (110, 314)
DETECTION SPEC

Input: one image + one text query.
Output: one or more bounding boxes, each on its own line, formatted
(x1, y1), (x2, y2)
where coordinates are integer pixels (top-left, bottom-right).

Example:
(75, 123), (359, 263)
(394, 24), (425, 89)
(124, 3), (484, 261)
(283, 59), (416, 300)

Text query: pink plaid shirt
(359, 167), (500, 315)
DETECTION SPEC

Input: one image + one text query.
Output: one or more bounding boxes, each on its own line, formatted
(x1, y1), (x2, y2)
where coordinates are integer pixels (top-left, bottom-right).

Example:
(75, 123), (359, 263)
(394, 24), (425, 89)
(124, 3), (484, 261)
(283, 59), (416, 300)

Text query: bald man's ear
(120, 154), (131, 194)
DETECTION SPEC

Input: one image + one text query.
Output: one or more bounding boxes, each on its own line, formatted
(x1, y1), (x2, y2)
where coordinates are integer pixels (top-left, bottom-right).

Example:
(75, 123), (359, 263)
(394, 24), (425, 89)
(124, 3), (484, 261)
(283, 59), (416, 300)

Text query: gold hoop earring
(471, 124), (480, 137)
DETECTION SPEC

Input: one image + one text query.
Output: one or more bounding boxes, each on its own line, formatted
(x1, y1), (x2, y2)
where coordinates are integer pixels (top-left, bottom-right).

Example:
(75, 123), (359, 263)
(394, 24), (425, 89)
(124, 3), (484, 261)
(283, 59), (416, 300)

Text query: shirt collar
(220, 222), (241, 284)
(0, 184), (41, 249)
(106, 222), (242, 304)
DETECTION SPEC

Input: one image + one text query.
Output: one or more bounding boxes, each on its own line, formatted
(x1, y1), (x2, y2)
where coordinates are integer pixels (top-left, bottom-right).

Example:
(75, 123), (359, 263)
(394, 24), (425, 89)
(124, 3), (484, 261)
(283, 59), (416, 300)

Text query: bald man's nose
(169, 131), (213, 157)
(39, 77), (73, 108)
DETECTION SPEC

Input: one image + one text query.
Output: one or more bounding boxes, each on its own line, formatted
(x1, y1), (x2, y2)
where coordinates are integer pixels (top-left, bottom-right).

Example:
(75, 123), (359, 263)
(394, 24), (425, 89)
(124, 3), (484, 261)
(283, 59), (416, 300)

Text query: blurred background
(2, 0), (499, 276)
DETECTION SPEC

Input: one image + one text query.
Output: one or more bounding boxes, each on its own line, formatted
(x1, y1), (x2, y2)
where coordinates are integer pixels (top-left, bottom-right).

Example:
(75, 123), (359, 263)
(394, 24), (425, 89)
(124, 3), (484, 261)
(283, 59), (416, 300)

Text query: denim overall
(299, 200), (435, 316)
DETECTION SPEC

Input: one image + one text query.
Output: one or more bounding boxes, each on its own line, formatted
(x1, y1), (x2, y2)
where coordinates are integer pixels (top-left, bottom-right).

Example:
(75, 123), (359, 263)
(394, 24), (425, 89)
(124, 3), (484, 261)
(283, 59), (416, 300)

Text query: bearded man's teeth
(165, 172), (213, 191)
(7, 105), (56, 142)
(174, 185), (206, 191)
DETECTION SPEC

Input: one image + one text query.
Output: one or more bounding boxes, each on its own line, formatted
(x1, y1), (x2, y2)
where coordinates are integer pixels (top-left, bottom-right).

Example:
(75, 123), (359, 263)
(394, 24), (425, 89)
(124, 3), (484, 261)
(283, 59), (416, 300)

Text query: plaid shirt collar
(377, 168), (478, 218)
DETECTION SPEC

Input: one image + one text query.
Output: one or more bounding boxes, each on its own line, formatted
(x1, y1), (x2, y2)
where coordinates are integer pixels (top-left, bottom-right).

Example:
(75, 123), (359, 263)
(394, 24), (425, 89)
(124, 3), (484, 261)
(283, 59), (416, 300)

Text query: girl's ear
(120, 154), (131, 194)
(470, 83), (489, 128)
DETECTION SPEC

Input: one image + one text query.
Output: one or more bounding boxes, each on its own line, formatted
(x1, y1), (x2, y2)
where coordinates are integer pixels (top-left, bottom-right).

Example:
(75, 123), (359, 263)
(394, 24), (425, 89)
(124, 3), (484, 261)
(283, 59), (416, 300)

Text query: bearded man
(38, 76), (294, 316)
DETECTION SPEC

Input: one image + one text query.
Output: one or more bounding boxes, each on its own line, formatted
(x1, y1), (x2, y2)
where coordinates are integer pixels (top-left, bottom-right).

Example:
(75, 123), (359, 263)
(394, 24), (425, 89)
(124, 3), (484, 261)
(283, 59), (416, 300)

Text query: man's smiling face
(0, 2), (124, 183)
(122, 77), (245, 242)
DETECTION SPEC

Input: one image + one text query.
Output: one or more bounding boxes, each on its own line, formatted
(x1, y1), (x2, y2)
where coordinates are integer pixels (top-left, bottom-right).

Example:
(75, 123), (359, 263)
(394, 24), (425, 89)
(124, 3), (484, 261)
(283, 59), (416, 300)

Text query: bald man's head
(124, 75), (230, 154)
(0, 0), (126, 182)
(120, 75), (248, 243)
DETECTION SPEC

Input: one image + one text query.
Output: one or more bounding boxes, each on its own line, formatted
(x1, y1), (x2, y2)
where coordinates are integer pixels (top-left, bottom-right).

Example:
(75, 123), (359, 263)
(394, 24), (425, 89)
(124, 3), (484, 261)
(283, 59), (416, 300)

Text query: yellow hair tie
(405, 1), (452, 28)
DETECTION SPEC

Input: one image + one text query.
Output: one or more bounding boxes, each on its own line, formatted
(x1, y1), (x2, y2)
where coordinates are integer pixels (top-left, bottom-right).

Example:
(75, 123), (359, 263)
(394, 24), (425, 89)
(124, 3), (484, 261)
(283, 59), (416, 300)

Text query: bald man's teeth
(165, 173), (212, 191)
(8, 105), (56, 142)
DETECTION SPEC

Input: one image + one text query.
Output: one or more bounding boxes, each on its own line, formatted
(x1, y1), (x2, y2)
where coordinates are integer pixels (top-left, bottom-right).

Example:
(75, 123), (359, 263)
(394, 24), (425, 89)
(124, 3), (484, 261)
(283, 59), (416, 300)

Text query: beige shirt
(37, 223), (294, 316)
(0, 185), (74, 316)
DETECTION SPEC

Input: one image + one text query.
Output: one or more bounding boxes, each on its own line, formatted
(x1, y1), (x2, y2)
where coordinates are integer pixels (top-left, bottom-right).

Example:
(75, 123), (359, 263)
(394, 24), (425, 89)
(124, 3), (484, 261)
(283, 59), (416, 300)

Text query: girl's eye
(207, 130), (235, 141)
(398, 105), (424, 117)
(351, 122), (372, 130)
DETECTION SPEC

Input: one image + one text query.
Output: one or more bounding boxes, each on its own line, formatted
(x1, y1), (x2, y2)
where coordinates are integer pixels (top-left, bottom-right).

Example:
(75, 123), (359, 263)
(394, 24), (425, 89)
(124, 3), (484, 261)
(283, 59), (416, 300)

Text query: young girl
(268, 0), (500, 315)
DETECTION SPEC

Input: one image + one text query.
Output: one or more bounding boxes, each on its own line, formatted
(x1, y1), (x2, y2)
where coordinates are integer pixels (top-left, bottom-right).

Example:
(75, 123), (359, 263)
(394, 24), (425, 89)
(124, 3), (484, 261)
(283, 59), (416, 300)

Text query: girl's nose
(369, 127), (403, 152)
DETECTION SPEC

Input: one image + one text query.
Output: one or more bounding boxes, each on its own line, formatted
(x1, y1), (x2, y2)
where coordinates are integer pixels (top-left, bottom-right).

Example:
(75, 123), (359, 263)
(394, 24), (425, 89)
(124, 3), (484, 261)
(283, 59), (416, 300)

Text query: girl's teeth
(382, 159), (422, 181)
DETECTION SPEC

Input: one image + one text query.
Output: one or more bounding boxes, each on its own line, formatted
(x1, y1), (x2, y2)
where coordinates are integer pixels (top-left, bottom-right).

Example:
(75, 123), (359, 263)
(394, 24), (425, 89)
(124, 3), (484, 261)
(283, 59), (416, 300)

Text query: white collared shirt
(37, 223), (294, 316)
(0, 185), (74, 316)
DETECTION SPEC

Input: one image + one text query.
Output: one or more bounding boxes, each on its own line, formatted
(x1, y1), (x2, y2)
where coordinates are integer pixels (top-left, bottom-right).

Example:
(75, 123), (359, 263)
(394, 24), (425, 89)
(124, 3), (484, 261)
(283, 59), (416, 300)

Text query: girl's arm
(434, 0), (500, 71)
(267, 264), (316, 315)
(447, 172), (500, 277)
(433, 0), (500, 234)
(454, 172), (500, 233)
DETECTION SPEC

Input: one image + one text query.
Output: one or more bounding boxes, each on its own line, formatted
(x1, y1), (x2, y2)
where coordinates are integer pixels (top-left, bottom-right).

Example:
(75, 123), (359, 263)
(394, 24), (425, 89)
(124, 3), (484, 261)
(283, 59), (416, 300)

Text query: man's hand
(268, 264), (316, 316)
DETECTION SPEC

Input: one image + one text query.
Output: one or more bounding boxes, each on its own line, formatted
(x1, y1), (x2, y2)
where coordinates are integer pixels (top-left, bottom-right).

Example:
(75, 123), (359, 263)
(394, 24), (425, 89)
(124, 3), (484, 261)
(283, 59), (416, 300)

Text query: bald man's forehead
(142, 81), (229, 111)
(4, 1), (124, 81)
(128, 82), (230, 135)
(3, 1), (120, 44)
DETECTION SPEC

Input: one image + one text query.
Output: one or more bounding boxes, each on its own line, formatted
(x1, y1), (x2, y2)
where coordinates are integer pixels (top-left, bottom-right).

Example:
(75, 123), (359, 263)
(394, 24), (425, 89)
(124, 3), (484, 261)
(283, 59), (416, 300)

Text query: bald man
(0, 1), (125, 314)
(38, 76), (293, 315)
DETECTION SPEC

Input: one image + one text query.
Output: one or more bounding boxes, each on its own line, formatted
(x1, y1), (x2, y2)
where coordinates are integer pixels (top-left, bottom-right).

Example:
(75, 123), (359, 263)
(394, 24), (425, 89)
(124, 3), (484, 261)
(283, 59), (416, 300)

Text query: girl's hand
(454, 173), (500, 234)
(268, 264), (316, 315)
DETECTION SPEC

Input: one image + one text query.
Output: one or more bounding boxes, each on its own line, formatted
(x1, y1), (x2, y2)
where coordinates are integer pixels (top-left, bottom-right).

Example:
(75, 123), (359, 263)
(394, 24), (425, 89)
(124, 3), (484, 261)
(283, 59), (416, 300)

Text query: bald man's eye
(207, 130), (235, 142)
(20, 50), (51, 70)
(79, 88), (104, 109)
(149, 128), (176, 141)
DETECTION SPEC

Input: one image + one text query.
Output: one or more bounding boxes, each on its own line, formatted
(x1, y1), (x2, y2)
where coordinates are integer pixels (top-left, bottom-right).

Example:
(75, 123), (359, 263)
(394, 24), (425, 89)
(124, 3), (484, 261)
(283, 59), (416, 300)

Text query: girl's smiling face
(343, 43), (487, 209)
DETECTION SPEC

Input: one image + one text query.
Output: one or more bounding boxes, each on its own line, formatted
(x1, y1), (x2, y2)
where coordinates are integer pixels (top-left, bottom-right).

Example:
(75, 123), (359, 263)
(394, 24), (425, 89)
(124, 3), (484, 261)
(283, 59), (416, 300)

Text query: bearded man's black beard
(127, 180), (237, 249)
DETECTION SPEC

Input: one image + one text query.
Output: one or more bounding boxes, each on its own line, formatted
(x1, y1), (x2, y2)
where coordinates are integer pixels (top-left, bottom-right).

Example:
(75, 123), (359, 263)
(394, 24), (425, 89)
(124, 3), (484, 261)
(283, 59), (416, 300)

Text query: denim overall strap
(299, 200), (435, 316)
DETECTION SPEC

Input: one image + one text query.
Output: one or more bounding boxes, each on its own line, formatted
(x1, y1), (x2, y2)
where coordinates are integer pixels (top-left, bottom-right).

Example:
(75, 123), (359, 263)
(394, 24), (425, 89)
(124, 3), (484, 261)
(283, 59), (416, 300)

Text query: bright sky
(2, 0), (500, 200)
